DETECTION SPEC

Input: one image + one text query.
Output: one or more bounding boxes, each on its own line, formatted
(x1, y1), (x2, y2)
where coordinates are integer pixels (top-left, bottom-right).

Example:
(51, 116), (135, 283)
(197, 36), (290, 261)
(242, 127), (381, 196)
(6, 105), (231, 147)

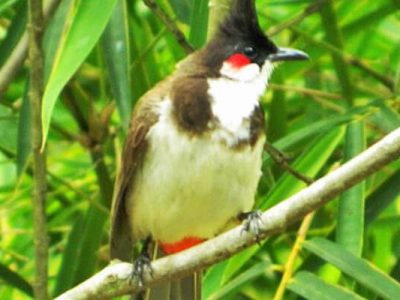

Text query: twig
(273, 212), (315, 300)
(56, 128), (400, 299)
(142, 0), (193, 54)
(264, 142), (314, 185)
(267, 15), (395, 91)
(268, 83), (341, 100)
(27, 0), (48, 299)
(268, 0), (328, 37)
(0, 0), (61, 100)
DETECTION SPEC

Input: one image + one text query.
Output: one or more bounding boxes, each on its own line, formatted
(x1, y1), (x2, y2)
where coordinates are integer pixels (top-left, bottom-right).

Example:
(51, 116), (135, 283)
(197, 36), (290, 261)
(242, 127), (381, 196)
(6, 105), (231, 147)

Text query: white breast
(128, 99), (265, 243)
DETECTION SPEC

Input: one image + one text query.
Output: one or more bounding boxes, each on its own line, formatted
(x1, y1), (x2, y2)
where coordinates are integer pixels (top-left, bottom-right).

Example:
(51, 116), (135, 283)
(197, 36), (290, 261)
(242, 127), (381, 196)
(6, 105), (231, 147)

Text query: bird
(110, 0), (308, 299)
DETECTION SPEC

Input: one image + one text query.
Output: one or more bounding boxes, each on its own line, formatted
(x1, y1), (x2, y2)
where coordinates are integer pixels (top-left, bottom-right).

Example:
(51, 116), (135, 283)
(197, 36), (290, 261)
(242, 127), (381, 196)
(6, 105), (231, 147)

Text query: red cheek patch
(159, 237), (205, 255)
(226, 53), (251, 68)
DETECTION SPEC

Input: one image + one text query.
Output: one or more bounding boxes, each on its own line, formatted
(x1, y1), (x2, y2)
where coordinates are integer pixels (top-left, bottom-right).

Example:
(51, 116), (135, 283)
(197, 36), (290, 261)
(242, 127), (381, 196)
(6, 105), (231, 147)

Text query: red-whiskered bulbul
(110, 0), (308, 299)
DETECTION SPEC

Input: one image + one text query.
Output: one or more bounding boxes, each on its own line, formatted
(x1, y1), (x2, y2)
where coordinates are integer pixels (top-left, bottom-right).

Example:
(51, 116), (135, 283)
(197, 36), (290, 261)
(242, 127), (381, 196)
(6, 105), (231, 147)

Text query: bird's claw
(130, 253), (154, 287)
(239, 210), (263, 245)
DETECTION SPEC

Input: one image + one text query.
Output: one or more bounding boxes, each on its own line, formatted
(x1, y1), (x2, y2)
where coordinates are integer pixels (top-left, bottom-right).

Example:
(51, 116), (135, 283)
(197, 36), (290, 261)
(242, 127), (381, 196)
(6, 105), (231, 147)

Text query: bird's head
(201, 0), (308, 82)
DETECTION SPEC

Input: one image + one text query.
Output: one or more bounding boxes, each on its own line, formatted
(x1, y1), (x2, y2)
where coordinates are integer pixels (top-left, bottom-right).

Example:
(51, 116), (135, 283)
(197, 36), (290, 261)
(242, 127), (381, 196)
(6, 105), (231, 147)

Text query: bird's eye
(243, 46), (257, 58)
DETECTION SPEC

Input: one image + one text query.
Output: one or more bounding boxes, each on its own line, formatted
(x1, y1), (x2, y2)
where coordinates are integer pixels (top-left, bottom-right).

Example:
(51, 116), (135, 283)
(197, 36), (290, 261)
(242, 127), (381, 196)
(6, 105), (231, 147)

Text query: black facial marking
(200, 0), (278, 71)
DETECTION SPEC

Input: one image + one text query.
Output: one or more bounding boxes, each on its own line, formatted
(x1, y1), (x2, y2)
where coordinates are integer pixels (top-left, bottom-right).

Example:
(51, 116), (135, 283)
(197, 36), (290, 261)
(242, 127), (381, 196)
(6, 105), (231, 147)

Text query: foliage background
(0, 0), (399, 299)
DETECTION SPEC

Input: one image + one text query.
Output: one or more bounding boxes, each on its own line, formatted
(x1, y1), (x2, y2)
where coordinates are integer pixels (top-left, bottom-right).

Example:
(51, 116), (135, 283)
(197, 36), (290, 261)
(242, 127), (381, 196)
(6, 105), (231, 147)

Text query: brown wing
(109, 80), (169, 261)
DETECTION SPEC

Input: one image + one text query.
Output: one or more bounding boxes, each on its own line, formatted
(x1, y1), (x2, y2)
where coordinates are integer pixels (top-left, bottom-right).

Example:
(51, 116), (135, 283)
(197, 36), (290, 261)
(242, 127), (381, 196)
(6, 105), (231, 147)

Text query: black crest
(201, 0), (277, 70)
(219, 0), (265, 41)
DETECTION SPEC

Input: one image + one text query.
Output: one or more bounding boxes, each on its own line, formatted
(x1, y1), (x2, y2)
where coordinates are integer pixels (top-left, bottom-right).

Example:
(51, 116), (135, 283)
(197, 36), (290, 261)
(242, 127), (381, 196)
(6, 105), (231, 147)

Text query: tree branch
(56, 128), (400, 300)
(28, 0), (48, 298)
(142, 0), (193, 54)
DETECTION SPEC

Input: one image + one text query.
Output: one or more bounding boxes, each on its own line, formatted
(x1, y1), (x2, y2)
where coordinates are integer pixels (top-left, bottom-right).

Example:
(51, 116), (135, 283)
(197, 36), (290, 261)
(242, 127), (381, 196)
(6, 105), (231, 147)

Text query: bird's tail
(140, 243), (201, 300)
(145, 271), (201, 300)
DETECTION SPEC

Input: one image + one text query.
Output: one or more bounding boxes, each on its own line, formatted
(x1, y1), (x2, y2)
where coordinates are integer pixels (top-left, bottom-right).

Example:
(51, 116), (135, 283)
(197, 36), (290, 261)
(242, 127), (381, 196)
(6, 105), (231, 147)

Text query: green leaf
(170, 0), (193, 24)
(189, 0), (208, 48)
(53, 214), (85, 296)
(203, 260), (229, 299)
(0, 0), (26, 67)
(260, 126), (345, 209)
(365, 169), (400, 224)
(336, 121), (365, 256)
(0, 106), (17, 153)
(320, 1), (354, 106)
(16, 82), (31, 176)
(41, 0), (118, 148)
(304, 238), (400, 299)
(101, 0), (132, 130)
(0, 0), (21, 14)
(0, 263), (33, 297)
(267, 71), (287, 142)
(263, 106), (368, 168)
(369, 102), (400, 133)
(288, 271), (366, 300)
(207, 261), (270, 300)
(72, 206), (108, 285)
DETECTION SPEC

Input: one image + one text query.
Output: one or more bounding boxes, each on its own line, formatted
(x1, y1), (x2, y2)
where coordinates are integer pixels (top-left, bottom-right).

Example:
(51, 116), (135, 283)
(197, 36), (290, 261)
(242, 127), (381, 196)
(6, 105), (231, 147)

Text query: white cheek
(260, 61), (275, 82)
(220, 62), (261, 82)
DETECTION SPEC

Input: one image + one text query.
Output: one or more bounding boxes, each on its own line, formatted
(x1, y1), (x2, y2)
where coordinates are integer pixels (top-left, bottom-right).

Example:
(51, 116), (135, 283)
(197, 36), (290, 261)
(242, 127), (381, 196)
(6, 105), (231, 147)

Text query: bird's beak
(268, 47), (309, 62)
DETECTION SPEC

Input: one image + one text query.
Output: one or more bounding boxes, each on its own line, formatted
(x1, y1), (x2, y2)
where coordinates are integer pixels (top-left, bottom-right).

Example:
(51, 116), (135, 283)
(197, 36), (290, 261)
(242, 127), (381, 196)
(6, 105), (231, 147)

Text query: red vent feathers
(159, 237), (205, 254)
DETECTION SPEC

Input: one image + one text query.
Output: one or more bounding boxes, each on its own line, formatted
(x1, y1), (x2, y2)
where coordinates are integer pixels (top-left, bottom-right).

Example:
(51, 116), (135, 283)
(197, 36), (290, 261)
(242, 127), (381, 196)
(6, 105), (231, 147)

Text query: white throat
(207, 61), (274, 146)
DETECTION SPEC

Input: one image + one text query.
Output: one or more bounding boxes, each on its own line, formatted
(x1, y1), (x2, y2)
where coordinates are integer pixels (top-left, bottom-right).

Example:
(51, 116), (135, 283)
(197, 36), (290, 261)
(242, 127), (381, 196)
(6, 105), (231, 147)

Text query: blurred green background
(0, 0), (399, 299)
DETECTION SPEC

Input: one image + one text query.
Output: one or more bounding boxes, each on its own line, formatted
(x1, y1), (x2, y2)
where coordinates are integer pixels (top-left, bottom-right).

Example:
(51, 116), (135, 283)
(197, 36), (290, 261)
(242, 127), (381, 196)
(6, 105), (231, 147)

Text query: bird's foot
(130, 253), (154, 287)
(238, 210), (263, 244)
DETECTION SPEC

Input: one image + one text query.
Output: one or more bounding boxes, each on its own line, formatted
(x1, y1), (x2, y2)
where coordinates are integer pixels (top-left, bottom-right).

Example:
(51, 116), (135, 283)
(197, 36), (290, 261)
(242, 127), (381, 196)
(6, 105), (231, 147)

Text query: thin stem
(273, 212), (315, 300)
(142, 0), (193, 53)
(264, 142), (314, 185)
(27, 0), (48, 298)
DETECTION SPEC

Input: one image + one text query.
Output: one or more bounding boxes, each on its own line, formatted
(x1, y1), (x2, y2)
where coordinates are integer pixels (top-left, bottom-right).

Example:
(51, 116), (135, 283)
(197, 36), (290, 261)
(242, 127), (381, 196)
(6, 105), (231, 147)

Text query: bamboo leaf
(319, 1), (353, 105)
(288, 271), (366, 300)
(41, 0), (118, 148)
(101, 0), (132, 130)
(365, 169), (400, 224)
(169, 0), (193, 24)
(304, 238), (400, 299)
(189, 0), (208, 48)
(0, 0), (26, 67)
(0, 263), (33, 297)
(72, 206), (108, 285)
(53, 214), (85, 296)
(16, 82), (31, 176)
(207, 261), (271, 300)
(260, 126), (345, 209)
(336, 121), (365, 256)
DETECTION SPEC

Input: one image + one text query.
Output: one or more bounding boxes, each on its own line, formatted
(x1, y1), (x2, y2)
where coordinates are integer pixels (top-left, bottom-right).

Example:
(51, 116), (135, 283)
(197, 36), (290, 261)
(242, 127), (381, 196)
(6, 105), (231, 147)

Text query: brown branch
(142, 0), (193, 54)
(268, 83), (341, 100)
(27, 0), (48, 298)
(56, 128), (400, 299)
(268, 0), (328, 37)
(264, 142), (314, 185)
